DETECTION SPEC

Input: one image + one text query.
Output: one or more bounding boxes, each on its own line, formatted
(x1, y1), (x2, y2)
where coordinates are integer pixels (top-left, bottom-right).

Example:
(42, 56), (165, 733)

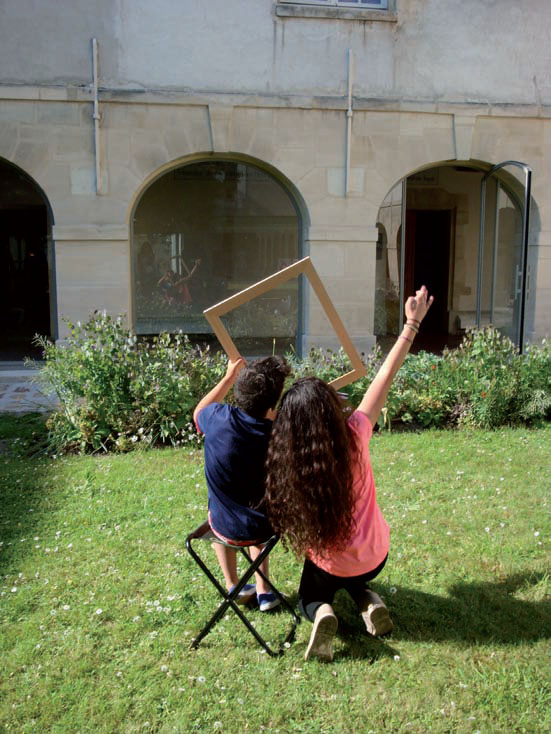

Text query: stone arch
(128, 154), (310, 355)
(0, 157), (56, 359)
(375, 160), (540, 350)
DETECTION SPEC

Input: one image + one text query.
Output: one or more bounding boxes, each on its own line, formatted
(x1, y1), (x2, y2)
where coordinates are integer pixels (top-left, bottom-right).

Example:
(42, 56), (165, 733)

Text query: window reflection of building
(132, 161), (300, 354)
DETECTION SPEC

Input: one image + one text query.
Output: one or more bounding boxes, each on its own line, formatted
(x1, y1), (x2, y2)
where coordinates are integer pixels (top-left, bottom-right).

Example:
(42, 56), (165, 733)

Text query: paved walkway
(0, 368), (58, 414)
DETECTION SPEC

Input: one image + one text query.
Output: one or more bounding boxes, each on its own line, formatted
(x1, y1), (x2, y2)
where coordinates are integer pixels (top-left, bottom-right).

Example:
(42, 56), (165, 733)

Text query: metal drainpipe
(345, 49), (354, 197)
(92, 38), (101, 195)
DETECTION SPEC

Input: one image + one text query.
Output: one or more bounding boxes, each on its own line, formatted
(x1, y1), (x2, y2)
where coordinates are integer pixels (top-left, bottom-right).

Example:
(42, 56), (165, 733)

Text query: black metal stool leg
(239, 545), (301, 645)
(187, 536), (263, 650)
(185, 525), (300, 656)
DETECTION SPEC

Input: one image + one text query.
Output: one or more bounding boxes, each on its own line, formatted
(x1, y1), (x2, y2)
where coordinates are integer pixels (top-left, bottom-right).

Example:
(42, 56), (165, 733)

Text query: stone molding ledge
(2, 85), (550, 118)
(308, 226), (378, 241)
(53, 225), (128, 241)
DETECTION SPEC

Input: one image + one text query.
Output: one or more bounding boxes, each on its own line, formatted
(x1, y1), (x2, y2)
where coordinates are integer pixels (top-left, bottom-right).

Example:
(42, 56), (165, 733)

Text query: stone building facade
(1, 0), (550, 359)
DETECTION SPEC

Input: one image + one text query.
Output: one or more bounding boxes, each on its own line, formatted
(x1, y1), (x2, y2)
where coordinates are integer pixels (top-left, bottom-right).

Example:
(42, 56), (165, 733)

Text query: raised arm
(193, 357), (246, 426)
(357, 285), (434, 426)
(180, 258), (201, 281)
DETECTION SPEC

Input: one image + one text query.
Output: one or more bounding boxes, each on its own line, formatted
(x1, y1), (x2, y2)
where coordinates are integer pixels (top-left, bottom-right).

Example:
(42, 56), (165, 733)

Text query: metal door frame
(476, 161), (532, 351)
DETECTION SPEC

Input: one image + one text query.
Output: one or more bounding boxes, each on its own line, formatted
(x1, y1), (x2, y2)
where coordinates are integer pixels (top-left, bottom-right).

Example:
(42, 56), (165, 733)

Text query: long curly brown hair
(264, 377), (359, 558)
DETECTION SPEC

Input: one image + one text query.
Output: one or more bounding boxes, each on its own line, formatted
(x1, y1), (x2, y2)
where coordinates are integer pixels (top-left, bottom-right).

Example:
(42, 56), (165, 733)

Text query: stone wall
(2, 1), (551, 349)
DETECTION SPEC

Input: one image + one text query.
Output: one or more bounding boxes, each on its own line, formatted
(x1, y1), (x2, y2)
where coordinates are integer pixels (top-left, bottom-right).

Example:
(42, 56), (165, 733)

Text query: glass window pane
(338, 1), (386, 6)
(132, 161), (300, 356)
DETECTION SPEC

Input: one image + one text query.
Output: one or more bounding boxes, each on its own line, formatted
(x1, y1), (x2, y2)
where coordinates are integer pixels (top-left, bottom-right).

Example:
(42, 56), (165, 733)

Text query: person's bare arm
(193, 357), (246, 426)
(358, 285), (434, 426)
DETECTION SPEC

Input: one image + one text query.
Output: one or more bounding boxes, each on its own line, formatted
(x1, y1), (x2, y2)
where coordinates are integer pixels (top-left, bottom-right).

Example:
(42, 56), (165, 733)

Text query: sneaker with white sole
(304, 603), (338, 662)
(359, 589), (394, 637)
(257, 592), (281, 612)
(229, 583), (256, 605)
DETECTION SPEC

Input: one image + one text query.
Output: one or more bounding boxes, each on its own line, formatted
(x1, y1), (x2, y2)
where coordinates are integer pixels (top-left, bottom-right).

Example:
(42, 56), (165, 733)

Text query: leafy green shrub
(293, 329), (551, 431)
(33, 317), (551, 454)
(286, 345), (382, 405)
(440, 328), (550, 428)
(514, 340), (551, 422)
(32, 313), (226, 454)
(382, 328), (551, 430)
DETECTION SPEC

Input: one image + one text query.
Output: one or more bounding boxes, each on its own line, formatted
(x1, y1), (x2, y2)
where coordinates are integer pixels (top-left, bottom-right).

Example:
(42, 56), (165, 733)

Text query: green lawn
(1, 421), (550, 733)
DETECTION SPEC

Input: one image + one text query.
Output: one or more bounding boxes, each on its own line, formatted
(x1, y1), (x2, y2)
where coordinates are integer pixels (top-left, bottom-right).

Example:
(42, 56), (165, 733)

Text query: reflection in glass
(132, 161), (300, 355)
(375, 184), (402, 348)
(479, 182), (523, 342)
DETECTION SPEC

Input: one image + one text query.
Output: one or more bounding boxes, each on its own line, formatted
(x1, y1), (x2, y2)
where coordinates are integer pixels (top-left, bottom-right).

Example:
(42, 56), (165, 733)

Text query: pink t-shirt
(307, 410), (390, 577)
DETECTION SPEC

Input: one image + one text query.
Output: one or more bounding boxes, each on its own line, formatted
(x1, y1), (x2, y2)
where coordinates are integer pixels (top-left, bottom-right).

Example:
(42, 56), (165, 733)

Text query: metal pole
(399, 178), (407, 332)
(490, 181), (500, 325)
(518, 167), (532, 351)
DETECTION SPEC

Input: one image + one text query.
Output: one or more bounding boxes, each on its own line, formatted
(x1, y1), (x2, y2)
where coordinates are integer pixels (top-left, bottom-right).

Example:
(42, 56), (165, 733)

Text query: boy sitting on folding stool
(193, 355), (291, 612)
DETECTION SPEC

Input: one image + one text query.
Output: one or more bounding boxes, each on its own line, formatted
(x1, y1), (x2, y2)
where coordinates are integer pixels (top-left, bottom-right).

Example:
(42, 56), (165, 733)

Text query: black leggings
(298, 555), (388, 622)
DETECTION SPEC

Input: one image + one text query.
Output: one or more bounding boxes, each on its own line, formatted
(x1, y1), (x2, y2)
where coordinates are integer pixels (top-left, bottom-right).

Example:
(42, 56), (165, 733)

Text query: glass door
(476, 162), (532, 350)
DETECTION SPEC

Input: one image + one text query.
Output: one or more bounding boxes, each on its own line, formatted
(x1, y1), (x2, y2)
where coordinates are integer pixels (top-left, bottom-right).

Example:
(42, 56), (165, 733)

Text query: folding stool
(186, 520), (300, 656)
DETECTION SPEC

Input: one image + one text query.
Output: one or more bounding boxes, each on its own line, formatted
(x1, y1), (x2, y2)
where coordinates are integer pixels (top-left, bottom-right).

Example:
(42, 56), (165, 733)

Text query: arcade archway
(131, 158), (303, 356)
(0, 159), (54, 360)
(376, 162), (533, 352)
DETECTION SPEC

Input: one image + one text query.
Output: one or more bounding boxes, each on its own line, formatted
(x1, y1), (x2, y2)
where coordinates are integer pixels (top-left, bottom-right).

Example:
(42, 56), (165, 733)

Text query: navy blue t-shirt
(196, 403), (273, 542)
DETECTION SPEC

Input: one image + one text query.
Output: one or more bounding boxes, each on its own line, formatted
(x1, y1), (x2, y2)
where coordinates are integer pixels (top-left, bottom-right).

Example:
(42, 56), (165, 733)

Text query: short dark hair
(233, 356), (291, 419)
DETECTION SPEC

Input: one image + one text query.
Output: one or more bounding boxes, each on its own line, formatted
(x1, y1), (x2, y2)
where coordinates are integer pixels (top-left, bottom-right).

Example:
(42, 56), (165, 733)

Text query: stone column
(52, 225), (131, 339)
(302, 225), (378, 356)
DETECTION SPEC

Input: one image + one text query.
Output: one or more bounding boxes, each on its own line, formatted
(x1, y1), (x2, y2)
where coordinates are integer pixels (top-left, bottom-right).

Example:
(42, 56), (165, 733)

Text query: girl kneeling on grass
(264, 286), (433, 662)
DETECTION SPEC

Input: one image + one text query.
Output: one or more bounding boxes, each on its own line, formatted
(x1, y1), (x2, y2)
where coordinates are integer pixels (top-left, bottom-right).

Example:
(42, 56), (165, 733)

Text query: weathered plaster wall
(2, 1), (551, 104)
(1, 1), (551, 347)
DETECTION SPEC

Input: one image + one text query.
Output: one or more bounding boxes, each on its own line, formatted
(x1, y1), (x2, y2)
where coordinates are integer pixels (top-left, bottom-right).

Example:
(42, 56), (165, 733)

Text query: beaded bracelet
(400, 334), (413, 343)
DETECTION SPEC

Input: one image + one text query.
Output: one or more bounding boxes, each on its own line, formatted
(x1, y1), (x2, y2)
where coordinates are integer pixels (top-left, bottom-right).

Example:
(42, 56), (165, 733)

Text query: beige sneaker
(304, 604), (338, 662)
(359, 590), (394, 637)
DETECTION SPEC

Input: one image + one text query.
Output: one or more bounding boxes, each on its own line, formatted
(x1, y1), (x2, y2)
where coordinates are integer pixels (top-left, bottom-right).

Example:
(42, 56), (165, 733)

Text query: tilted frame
(203, 256), (366, 390)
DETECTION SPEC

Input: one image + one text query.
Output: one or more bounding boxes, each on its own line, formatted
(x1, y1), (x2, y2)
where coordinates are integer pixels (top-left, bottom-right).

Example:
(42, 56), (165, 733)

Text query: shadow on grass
(0, 452), (63, 572)
(318, 573), (551, 662)
(385, 573), (551, 645)
(193, 572), (551, 661)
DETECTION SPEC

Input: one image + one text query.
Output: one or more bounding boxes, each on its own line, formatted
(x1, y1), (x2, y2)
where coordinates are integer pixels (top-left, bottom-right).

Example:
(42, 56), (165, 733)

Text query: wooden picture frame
(203, 256), (366, 390)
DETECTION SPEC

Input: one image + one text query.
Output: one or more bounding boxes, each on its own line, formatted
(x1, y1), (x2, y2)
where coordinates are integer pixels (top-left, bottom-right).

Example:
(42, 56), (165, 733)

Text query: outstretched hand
(405, 285), (434, 324)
